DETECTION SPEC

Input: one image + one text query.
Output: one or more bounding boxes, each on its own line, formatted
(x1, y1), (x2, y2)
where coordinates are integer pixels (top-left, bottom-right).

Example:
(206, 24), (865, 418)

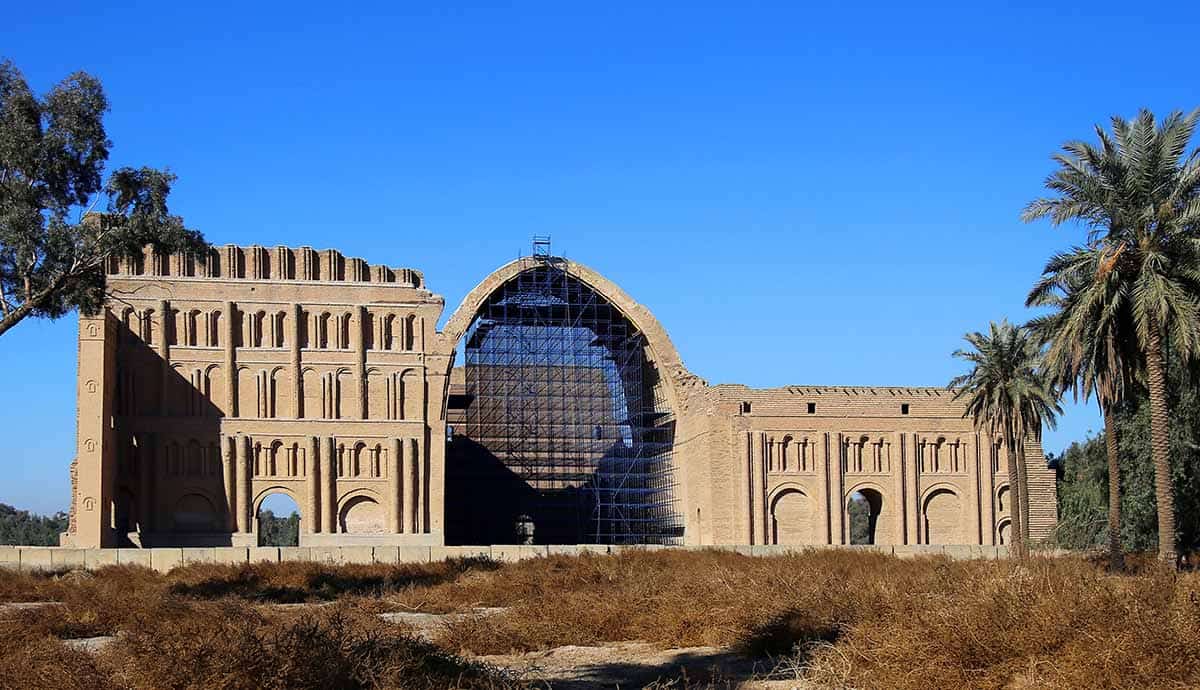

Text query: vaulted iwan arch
(441, 256), (685, 546)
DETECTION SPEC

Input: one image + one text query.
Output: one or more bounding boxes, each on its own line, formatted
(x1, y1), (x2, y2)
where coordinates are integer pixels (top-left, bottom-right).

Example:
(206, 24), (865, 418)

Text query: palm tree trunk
(1004, 421), (1026, 558)
(1102, 401), (1124, 571)
(1144, 318), (1177, 565)
(1016, 432), (1031, 544)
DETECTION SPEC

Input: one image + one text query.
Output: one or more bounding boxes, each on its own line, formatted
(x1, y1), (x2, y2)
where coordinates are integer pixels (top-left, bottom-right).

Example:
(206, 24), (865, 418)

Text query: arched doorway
(444, 258), (684, 545)
(770, 489), (813, 545)
(923, 488), (962, 545)
(847, 489), (883, 545)
(256, 491), (300, 547)
(339, 494), (386, 534)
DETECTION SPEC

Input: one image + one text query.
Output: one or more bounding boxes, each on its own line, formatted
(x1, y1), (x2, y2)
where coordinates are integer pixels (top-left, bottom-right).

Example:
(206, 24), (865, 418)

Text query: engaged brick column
(984, 434), (997, 545)
(138, 433), (154, 534)
(158, 300), (170, 412)
(966, 434), (981, 544)
(892, 432), (906, 544)
(749, 432), (762, 545)
(234, 434), (249, 533)
(307, 436), (320, 533)
(291, 304), (303, 419)
(832, 433), (845, 544)
(409, 437), (421, 533)
(905, 433), (920, 544)
(818, 433), (832, 544)
(222, 434), (235, 531)
(323, 437), (337, 533)
(223, 301), (236, 413)
(390, 437), (402, 533)
(355, 306), (368, 419)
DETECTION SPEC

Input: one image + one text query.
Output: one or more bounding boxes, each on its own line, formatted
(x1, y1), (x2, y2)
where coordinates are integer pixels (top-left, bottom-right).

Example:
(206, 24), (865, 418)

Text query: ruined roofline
(105, 244), (426, 289)
(711, 383), (957, 397)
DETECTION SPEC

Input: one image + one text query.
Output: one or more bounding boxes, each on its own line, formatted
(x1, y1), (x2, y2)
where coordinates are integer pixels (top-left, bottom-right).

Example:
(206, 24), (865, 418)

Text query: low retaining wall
(0, 543), (1016, 573)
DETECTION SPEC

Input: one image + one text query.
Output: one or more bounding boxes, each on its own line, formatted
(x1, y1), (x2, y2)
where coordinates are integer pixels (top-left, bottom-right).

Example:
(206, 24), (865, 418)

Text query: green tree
(258, 510), (300, 547)
(1022, 109), (1200, 563)
(0, 503), (69, 546)
(1053, 357), (1200, 555)
(1028, 246), (1139, 570)
(0, 59), (205, 337)
(950, 321), (1061, 558)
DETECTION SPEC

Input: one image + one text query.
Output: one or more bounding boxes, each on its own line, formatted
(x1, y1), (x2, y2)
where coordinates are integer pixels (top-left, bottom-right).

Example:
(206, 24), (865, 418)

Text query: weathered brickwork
(63, 249), (1056, 548)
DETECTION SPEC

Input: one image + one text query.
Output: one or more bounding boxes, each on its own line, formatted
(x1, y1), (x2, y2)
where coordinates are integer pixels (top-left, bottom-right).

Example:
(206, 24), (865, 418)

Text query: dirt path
(479, 640), (810, 689)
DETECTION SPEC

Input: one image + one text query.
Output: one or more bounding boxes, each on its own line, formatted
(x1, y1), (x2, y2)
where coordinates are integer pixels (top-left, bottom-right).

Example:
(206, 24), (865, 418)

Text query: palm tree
(1028, 246), (1138, 570)
(1022, 109), (1200, 563)
(950, 321), (1060, 558)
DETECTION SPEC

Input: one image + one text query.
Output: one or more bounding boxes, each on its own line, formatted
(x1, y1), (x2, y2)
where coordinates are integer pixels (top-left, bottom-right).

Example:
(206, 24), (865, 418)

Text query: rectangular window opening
(806, 402), (816, 414)
(901, 403), (910, 415)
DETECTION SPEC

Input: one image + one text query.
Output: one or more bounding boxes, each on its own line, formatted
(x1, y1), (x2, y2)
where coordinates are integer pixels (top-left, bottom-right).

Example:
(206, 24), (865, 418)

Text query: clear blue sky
(2, 1), (1197, 514)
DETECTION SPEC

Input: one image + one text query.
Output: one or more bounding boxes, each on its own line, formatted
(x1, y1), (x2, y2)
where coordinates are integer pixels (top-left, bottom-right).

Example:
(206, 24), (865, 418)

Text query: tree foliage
(1053, 360), (1200, 552)
(1023, 108), (1200, 562)
(258, 510), (300, 547)
(949, 320), (1060, 557)
(0, 503), (68, 546)
(0, 58), (205, 336)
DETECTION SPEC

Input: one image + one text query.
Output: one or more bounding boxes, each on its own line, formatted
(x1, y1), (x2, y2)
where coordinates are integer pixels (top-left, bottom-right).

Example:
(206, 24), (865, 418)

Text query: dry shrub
(424, 549), (924, 653)
(166, 557), (497, 603)
(0, 631), (114, 690)
(5, 550), (1200, 688)
(104, 600), (516, 689)
(800, 557), (1200, 689)
(3, 566), (170, 639)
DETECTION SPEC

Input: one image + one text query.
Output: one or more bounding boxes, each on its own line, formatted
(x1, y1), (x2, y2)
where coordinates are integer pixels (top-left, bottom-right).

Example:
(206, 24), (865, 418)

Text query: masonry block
(372, 546), (400, 564)
(574, 544), (612, 556)
(397, 546), (432, 564)
(0, 548), (18, 570)
(942, 545), (975, 560)
(117, 549), (152, 568)
(150, 548), (183, 573)
(51, 549), (87, 569)
(279, 547), (312, 562)
(85, 549), (120, 569)
(212, 547), (250, 566)
(433, 546), (491, 561)
(308, 546), (341, 564)
(248, 547), (279, 563)
(181, 548), (218, 566)
(20, 548), (54, 572)
(547, 545), (583, 557)
(339, 546), (375, 565)
(491, 545), (548, 562)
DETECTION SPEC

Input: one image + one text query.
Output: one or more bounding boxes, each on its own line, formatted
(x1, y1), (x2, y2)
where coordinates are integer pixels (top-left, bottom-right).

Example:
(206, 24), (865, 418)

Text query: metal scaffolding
(460, 256), (682, 544)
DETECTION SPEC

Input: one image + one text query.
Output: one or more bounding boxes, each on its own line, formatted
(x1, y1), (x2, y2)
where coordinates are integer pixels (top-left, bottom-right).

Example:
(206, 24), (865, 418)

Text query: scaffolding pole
(461, 257), (682, 544)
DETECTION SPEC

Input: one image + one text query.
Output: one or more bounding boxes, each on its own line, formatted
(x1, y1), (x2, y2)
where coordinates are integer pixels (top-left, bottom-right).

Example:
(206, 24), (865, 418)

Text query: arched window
(208, 311), (222, 347)
(272, 311), (287, 348)
(252, 311), (267, 348)
(186, 310), (201, 346)
(317, 313), (331, 349)
(338, 313), (352, 349)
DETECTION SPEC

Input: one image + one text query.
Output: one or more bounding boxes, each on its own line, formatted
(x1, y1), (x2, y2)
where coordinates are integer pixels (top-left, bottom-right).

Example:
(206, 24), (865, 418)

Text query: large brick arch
(438, 257), (697, 412)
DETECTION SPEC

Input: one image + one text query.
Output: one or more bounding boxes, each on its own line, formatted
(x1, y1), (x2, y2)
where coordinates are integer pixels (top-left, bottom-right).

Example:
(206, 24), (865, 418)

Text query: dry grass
(2, 549), (1199, 689)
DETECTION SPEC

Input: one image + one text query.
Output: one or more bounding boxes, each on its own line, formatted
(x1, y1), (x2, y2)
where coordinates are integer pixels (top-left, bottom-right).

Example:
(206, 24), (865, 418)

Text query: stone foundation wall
(0, 543), (1022, 572)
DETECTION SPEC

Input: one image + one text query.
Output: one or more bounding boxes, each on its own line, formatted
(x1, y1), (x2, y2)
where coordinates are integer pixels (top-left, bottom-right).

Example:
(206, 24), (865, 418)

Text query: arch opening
(257, 492), (300, 547)
(446, 260), (683, 545)
(848, 489), (883, 545)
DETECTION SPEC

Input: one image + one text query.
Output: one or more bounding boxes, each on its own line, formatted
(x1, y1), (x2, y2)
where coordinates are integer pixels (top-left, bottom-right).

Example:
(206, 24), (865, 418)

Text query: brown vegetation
(2, 549), (1199, 688)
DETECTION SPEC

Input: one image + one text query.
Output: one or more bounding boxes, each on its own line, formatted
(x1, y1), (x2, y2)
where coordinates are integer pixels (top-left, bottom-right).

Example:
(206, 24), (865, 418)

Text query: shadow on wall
(113, 311), (231, 547)
(446, 435), (625, 545)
